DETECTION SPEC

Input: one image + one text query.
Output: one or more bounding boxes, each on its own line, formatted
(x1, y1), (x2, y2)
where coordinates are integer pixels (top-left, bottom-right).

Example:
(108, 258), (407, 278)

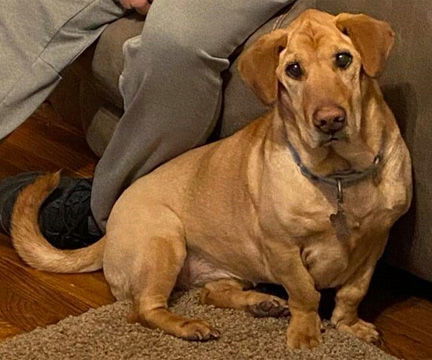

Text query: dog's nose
(313, 106), (346, 134)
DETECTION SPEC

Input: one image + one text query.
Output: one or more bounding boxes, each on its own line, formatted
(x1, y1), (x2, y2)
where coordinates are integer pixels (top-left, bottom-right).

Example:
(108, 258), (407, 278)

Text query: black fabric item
(0, 172), (102, 249)
(39, 178), (103, 249)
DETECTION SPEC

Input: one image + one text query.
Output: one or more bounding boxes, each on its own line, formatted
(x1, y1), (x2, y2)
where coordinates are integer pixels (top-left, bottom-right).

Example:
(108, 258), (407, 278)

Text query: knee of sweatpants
(120, 21), (231, 106)
(139, 25), (230, 74)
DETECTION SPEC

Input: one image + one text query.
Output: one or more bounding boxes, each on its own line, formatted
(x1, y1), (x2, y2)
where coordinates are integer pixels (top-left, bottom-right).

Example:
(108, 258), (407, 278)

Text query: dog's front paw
(178, 319), (221, 341)
(248, 296), (290, 318)
(286, 312), (322, 349)
(337, 319), (379, 343)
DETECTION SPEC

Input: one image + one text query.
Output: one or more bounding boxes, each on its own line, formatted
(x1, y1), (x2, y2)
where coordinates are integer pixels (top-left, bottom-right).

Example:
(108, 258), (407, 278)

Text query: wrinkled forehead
(284, 10), (352, 56)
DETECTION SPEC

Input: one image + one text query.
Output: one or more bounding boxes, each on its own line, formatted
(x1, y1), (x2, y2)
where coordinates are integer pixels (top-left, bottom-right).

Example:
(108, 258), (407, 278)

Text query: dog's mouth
(324, 136), (339, 145)
(320, 134), (346, 147)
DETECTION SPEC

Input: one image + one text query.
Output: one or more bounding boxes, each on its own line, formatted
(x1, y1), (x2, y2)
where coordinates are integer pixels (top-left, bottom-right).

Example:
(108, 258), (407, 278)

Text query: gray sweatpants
(0, 0), (295, 230)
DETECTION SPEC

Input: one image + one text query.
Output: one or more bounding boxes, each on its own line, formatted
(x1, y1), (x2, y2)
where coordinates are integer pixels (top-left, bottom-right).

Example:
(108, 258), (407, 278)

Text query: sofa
(48, 0), (432, 282)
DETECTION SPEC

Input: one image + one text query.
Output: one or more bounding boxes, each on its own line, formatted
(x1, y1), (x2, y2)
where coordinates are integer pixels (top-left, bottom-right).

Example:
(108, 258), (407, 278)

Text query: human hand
(120, 0), (152, 15)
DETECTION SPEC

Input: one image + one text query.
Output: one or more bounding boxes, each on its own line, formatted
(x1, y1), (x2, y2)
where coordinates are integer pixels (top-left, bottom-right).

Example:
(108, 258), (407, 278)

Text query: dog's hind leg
(200, 279), (289, 318)
(128, 219), (220, 341)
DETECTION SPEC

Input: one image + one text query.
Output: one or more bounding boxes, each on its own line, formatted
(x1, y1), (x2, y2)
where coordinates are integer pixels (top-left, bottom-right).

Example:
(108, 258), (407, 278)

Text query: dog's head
(239, 9), (394, 148)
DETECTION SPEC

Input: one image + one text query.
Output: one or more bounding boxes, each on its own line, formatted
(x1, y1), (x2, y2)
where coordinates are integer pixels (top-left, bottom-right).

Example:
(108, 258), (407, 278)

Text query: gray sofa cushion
(91, 14), (145, 110)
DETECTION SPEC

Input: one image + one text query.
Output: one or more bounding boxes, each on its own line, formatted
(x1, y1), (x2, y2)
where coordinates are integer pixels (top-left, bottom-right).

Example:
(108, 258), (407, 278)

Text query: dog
(10, 9), (412, 349)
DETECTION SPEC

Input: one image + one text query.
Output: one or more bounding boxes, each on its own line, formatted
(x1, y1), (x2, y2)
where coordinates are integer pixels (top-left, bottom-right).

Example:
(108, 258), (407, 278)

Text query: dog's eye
(335, 52), (352, 69)
(286, 62), (303, 79)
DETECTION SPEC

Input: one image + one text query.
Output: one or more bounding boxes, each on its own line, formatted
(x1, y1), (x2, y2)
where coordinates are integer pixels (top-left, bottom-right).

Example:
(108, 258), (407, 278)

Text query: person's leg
(0, 0), (126, 247)
(92, 0), (297, 229)
(0, 0), (126, 140)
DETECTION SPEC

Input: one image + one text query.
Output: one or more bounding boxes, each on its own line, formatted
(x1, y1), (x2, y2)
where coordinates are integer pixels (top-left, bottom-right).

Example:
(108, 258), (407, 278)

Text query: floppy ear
(335, 13), (395, 78)
(238, 30), (287, 105)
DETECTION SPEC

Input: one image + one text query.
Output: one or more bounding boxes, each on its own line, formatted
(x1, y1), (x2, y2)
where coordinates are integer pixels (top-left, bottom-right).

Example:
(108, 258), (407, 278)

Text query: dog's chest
(283, 183), (393, 289)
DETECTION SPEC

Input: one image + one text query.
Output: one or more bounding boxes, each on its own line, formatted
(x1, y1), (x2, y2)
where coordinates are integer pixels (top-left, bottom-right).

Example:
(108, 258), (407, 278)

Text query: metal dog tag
(330, 203), (346, 230)
(330, 180), (351, 239)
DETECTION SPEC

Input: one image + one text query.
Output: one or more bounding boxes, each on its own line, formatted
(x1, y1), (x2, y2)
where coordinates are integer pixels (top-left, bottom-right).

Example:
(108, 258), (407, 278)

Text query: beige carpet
(0, 290), (396, 360)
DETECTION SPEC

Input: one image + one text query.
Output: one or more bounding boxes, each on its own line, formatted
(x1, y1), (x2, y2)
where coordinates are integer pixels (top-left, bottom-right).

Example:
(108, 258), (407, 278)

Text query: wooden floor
(0, 103), (431, 359)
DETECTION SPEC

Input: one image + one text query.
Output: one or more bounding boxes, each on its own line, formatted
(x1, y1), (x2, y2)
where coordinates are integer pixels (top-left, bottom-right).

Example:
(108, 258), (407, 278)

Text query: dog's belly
(176, 252), (240, 289)
(178, 241), (351, 290)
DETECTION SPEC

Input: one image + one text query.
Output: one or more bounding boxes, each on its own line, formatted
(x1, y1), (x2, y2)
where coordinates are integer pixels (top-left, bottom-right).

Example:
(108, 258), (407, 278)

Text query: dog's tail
(10, 172), (105, 273)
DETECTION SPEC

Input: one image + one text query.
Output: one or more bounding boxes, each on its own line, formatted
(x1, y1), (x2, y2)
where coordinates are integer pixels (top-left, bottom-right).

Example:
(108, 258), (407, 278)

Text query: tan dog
(11, 9), (412, 349)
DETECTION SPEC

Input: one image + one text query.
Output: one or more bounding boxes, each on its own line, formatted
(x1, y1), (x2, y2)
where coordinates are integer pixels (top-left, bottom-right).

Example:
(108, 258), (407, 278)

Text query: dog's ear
(238, 30), (287, 105)
(335, 13), (395, 78)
